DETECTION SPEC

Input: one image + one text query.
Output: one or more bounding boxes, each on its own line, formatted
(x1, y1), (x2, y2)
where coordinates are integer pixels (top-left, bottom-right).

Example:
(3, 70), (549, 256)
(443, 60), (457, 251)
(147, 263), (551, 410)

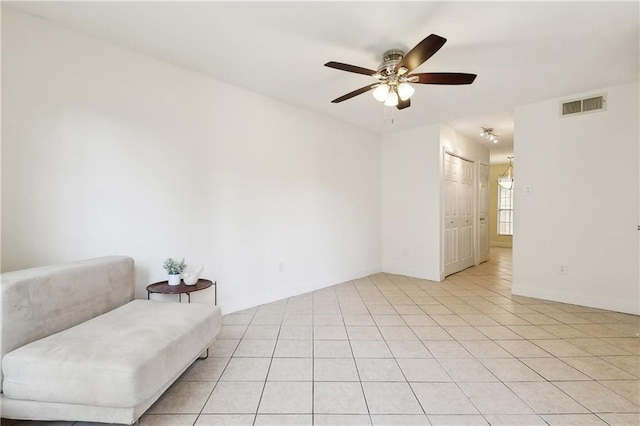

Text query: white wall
(439, 126), (490, 164)
(381, 124), (489, 281)
(513, 81), (640, 315)
(1, 8), (382, 314)
(381, 125), (441, 280)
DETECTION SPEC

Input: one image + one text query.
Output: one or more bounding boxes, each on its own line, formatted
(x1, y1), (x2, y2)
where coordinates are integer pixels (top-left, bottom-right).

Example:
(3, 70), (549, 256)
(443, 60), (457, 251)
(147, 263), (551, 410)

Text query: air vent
(582, 96), (604, 112)
(560, 94), (607, 117)
(562, 100), (582, 115)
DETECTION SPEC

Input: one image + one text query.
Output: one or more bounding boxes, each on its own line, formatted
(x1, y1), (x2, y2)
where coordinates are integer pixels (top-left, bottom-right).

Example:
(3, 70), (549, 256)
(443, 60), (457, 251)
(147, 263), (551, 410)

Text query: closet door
(444, 153), (475, 277)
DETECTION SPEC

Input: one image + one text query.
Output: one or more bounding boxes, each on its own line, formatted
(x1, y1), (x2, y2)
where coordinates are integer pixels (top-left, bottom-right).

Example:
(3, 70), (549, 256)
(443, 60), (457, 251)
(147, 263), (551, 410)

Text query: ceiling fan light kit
(325, 34), (477, 112)
(372, 84), (390, 102)
(373, 49), (414, 105)
(397, 83), (415, 101)
(384, 88), (399, 107)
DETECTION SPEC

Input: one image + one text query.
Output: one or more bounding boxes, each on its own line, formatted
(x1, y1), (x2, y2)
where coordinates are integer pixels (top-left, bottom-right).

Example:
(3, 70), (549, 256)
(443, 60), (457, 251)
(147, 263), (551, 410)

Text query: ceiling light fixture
(373, 84), (390, 102)
(384, 87), (399, 107)
(497, 156), (514, 190)
(397, 83), (415, 101)
(480, 127), (499, 143)
(374, 82), (413, 106)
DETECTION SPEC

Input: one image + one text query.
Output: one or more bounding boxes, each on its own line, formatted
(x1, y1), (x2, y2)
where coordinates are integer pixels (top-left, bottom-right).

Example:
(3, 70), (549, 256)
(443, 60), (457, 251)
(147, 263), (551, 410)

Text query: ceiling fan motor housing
(377, 49), (405, 78)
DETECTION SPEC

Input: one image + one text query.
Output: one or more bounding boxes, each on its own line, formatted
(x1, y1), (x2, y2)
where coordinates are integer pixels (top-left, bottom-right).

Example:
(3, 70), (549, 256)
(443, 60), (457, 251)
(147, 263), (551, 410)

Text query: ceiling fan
(325, 34), (476, 110)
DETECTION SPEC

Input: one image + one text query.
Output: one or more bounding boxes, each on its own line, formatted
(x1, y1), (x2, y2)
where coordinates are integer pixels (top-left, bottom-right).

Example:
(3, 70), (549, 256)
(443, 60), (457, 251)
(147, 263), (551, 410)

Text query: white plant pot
(168, 274), (181, 286)
(182, 265), (203, 286)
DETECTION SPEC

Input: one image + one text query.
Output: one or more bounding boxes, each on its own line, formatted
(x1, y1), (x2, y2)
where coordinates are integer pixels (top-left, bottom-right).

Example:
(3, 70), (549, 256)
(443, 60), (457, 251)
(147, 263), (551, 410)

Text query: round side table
(146, 279), (217, 304)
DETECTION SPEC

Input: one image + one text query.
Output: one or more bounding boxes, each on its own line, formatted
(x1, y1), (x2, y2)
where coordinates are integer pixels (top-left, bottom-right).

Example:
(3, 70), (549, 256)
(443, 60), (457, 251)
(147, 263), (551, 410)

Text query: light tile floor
(2, 248), (639, 426)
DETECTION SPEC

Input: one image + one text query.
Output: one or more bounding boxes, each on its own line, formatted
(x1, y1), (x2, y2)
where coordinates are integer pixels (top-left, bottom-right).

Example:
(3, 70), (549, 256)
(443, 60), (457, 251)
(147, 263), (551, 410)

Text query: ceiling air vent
(560, 94), (607, 117)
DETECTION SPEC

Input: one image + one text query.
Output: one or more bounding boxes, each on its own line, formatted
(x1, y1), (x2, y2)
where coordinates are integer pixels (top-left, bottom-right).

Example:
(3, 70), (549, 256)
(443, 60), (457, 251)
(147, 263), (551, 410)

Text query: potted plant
(163, 258), (187, 286)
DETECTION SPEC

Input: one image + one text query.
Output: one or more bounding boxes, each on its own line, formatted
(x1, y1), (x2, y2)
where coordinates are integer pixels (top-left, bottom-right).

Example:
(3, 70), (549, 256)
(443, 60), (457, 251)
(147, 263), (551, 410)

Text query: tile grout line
(384, 273), (499, 423)
(251, 298), (288, 425)
(355, 273), (430, 420)
(336, 280), (372, 424)
(194, 305), (258, 425)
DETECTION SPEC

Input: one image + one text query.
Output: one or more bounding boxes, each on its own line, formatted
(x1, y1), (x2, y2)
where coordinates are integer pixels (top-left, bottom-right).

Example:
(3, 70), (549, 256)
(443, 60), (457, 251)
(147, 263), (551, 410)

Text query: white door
(478, 163), (489, 263)
(444, 153), (475, 277)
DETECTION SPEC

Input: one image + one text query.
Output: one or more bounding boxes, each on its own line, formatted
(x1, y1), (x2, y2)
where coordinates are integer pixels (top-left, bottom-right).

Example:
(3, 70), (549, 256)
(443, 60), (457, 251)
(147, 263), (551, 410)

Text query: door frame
(477, 162), (490, 265)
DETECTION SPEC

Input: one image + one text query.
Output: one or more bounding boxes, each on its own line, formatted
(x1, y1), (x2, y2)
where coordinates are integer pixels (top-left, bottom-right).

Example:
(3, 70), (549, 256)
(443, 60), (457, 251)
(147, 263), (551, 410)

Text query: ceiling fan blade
(331, 84), (378, 103)
(396, 98), (411, 110)
(410, 72), (477, 85)
(398, 34), (447, 72)
(325, 61), (377, 77)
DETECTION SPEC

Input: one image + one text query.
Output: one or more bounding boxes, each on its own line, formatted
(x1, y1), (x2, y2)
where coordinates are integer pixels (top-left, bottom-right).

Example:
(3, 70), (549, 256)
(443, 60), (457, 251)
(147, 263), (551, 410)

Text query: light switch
(524, 185), (533, 196)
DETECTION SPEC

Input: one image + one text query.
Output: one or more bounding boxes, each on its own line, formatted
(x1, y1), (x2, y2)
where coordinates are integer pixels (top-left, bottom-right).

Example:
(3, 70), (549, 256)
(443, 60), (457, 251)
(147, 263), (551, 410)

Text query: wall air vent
(582, 96), (604, 112)
(562, 100), (582, 115)
(560, 94), (607, 117)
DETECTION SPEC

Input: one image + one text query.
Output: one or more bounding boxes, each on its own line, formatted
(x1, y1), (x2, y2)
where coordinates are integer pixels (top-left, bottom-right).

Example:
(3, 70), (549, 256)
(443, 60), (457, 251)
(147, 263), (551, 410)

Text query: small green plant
(163, 258), (187, 275)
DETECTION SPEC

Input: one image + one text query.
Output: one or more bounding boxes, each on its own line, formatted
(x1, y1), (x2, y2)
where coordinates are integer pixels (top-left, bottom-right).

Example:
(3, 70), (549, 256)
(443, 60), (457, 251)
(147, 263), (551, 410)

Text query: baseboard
(512, 283), (640, 315)
(490, 242), (512, 248)
(381, 265), (441, 282)
(224, 265), (382, 314)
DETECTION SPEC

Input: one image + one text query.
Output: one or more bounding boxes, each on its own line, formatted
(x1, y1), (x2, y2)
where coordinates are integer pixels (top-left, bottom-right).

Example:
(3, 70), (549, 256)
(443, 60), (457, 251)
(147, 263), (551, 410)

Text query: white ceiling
(6, 1), (639, 164)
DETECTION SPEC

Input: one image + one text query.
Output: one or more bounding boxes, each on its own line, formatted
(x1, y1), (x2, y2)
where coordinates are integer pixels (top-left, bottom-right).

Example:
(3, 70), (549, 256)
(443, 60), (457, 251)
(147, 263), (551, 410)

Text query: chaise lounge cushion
(2, 299), (220, 408)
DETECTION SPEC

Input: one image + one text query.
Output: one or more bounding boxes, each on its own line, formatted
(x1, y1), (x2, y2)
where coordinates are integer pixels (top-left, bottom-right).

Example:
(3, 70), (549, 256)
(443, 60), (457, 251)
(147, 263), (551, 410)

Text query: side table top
(146, 278), (214, 295)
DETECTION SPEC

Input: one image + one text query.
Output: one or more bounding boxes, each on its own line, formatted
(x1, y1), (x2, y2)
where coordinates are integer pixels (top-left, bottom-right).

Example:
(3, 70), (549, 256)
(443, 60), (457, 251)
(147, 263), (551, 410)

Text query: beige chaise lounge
(0, 256), (221, 424)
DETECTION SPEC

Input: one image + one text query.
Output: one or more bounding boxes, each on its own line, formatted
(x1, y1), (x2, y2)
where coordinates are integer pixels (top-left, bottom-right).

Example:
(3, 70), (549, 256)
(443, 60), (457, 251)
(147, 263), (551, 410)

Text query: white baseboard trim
(512, 283), (640, 315)
(224, 265), (382, 314)
(490, 242), (512, 248)
(381, 265), (441, 282)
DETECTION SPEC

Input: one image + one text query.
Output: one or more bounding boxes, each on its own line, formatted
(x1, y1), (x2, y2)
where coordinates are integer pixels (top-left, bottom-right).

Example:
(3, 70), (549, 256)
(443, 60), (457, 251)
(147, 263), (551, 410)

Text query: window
(498, 185), (513, 235)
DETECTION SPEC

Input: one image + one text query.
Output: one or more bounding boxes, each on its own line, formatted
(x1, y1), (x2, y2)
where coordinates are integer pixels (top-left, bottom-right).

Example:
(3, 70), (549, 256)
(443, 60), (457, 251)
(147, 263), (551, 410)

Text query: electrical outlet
(279, 262), (285, 274)
(558, 265), (568, 275)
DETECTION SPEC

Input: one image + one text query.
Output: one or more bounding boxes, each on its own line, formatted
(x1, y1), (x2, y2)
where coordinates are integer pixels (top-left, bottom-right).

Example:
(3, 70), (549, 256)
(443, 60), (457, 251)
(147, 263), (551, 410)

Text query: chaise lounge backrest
(0, 256), (134, 393)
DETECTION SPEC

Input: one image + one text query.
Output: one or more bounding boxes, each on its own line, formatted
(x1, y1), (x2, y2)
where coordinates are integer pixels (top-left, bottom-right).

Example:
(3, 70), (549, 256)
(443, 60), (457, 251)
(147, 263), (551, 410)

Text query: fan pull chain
(383, 105), (396, 124)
